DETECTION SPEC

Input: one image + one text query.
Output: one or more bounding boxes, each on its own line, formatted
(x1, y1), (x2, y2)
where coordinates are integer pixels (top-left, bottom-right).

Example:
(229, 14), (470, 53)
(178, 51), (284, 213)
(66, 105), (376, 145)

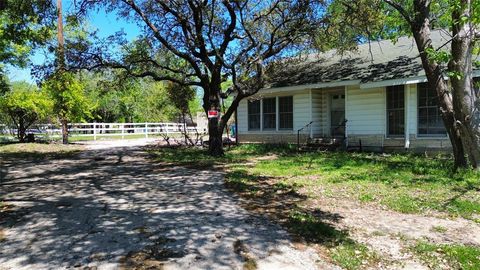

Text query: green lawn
(152, 144), (480, 221)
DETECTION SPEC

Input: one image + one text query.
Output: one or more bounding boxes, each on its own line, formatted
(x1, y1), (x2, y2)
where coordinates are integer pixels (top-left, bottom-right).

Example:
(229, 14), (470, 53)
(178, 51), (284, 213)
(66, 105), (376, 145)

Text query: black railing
(297, 119), (349, 151)
(331, 119), (348, 138)
(297, 121), (314, 151)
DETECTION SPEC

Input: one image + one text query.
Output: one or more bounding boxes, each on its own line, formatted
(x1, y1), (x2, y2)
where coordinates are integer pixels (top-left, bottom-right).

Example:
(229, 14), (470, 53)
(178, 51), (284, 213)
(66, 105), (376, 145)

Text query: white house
(236, 30), (480, 152)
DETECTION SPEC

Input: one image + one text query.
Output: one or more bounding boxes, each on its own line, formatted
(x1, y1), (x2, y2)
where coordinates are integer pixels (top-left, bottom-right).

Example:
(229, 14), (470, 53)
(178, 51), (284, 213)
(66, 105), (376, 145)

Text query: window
(262, 98), (276, 130)
(417, 83), (446, 136)
(279, 96), (293, 129)
(247, 100), (260, 130)
(387, 85), (405, 136)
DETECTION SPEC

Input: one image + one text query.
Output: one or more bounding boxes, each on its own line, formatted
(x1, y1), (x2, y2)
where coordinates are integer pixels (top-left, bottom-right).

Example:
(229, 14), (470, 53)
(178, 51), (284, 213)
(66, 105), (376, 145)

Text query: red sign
(208, 110), (220, 118)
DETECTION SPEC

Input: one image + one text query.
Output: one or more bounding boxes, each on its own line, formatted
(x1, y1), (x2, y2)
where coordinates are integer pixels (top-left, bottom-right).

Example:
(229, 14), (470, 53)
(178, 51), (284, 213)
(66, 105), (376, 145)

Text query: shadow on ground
(0, 146), (333, 269)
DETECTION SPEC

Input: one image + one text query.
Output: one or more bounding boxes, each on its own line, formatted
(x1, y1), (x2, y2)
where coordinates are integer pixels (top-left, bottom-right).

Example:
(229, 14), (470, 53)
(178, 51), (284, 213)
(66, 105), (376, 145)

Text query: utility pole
(57, 0), (68, 144)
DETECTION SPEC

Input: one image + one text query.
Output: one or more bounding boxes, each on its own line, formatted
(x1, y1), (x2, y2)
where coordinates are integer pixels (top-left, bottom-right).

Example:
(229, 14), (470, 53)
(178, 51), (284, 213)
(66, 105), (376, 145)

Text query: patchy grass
(431, 225), (448, 233)
(413, 241), (480, 270)
(152, 144), (480, 220)
(330, 241), (379, 270)
(0, 143), (83, 159)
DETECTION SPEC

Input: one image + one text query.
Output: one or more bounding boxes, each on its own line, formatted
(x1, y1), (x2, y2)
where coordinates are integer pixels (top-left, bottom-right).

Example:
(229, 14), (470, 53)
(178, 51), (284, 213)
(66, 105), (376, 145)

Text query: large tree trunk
(17, 118), (26, 143)
(449, 0), (480, 169)
(410, 1), (468, 168)
(61, 118), (68, 144)
(208, 117), (224, 156)
(204, 81), (226, 156)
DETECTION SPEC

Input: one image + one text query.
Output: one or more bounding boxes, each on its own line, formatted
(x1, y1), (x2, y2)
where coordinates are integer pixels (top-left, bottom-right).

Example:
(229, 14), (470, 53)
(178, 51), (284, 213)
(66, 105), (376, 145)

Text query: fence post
(121, 123), (125, 139)
(145, 123), (148, 138)
(93, 123), (96, 141)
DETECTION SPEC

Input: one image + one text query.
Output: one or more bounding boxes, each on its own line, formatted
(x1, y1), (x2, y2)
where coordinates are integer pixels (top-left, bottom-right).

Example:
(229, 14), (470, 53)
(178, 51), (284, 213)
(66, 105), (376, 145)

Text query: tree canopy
(0, 81), (52, 142)
(0, 0), (55, 90)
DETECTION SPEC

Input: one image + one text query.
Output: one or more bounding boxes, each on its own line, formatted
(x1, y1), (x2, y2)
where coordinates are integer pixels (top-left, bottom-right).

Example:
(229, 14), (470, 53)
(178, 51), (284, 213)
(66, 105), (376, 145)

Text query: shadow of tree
(0, 146), (323, 269)
(225, 169), (349, 248)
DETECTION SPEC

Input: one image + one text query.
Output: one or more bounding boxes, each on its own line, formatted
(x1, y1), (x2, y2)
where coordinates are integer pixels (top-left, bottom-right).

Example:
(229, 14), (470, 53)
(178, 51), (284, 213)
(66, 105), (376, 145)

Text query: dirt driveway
(0, 140), (334, 270)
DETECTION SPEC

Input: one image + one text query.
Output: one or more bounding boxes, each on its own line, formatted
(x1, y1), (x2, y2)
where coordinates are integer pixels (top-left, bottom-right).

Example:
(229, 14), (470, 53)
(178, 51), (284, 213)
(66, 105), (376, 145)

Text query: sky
(7, 0), (141, 83)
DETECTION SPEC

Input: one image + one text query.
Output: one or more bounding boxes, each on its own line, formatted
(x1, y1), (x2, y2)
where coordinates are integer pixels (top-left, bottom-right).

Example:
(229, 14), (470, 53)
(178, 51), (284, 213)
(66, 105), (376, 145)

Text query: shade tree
(73, 0), (323, 156)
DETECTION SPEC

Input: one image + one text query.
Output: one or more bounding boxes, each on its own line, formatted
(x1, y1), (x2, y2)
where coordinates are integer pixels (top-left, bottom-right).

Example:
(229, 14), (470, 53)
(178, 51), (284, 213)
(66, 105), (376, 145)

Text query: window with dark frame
(262, 97), (276, 130)
(387, 85), (405, 136)
(247, 100), (260, 130)
(279, 96), (293, 130)
(417, 83), (446, 136)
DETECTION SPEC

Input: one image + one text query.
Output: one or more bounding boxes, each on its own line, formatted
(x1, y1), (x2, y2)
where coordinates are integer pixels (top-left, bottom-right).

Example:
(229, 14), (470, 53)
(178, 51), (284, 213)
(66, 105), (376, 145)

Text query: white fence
(2, 122), (203, 141)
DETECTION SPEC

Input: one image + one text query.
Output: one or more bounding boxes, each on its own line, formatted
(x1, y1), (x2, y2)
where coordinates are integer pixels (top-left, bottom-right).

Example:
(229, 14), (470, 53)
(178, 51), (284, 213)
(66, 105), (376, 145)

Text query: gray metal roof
(266, 30), (478, 89)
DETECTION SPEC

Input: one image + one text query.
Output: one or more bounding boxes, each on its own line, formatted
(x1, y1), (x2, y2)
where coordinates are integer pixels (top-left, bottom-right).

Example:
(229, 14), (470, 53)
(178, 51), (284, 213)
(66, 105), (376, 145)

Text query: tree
(0, 81), (52, 142)
(42, 72), (95, 138)
(0, 0), (55, 91)
(165, 82), (199, 145)
(76, 0), (321, 156)
(327, 0), (480, 169)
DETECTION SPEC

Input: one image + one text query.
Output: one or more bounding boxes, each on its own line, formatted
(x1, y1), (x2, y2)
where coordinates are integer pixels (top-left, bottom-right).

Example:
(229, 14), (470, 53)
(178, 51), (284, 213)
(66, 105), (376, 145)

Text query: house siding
(293, 92), (311, 131)
(237, 84), (452, 152)
(311, 90), (326, 136)
(346, 85), (386, 135)
(237, 99), (248, 133)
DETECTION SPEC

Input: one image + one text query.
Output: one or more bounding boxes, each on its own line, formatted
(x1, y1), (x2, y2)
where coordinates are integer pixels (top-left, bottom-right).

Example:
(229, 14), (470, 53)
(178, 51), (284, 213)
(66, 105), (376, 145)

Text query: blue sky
(7, 0), (141, 83)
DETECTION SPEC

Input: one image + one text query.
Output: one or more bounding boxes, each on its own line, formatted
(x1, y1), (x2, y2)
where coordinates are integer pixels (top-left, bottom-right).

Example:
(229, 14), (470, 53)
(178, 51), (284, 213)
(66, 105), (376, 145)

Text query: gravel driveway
(0, 141), (330, 270)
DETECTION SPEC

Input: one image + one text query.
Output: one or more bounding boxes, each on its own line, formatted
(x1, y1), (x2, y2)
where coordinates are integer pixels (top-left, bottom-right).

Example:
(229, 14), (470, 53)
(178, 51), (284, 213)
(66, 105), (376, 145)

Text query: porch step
(300, 137), (345, 152)
(308, 137), (344, 145)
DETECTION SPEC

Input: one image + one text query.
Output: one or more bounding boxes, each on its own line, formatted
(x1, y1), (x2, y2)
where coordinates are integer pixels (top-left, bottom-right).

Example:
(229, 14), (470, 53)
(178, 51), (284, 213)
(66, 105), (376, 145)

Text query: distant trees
(0, 81), (52, 142)
(82, 71), (184, 123)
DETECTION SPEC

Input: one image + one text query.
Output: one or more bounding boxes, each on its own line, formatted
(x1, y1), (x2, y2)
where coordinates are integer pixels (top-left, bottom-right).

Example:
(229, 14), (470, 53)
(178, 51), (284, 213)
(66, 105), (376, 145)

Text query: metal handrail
(331, 119), (348, 138)
(297, 121), (315, 150)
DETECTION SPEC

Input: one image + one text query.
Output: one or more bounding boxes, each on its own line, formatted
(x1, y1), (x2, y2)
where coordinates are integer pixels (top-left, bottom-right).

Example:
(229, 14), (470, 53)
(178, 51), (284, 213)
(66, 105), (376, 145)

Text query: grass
(0, 133), (177, 143)
(0, 142), (83, 159)
(152, 144), (480, 221)
(330, 241), (378, 270)
(431, 225), (448, 233)
(413, 241), (480, 270)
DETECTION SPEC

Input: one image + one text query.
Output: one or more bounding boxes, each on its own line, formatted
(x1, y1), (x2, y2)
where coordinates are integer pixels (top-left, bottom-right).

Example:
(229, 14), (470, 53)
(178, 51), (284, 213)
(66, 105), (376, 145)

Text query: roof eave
(259, 79), (361, 93)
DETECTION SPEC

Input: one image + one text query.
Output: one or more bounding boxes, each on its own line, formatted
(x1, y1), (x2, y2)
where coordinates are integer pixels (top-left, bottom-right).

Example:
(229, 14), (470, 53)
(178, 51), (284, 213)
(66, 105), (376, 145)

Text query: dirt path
(0, 140), (333, 270)
(306, 195), (480, 269)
